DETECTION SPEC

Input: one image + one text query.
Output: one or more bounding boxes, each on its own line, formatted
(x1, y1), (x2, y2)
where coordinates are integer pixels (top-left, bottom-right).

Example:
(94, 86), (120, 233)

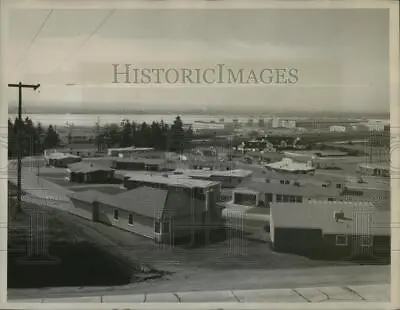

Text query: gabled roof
(69, 186), (169, 220)
(69, 189), (110, 204)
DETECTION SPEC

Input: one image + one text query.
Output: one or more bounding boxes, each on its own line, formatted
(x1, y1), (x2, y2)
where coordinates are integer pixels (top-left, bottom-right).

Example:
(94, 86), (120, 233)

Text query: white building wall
(329, 126), (346, 132)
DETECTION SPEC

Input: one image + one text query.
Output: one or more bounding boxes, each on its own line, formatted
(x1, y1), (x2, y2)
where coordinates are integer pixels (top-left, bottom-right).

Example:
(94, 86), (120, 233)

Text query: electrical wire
(13, 9), (54, 70)
(51, 9), (115, 76)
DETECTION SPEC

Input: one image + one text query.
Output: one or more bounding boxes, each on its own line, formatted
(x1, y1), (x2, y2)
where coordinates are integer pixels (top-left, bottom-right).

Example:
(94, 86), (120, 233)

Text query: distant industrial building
(271, 118), (296, 129)
(173, 168), (253, 188)
(357, 163), (390, 177)
(329, 125), (347, 132)
(67, 162), (115, 183)
(45, 152), (82, 168)
(269, 200), (390, 260)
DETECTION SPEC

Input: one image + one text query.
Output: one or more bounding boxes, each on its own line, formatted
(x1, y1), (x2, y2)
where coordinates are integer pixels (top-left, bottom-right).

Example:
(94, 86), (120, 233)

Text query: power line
(52, 9), (115, 76)
(14, 9), (54, 70)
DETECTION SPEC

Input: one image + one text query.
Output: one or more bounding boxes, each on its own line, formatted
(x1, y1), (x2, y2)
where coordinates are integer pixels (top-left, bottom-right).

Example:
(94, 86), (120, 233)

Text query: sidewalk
(11, 284), (390, 303)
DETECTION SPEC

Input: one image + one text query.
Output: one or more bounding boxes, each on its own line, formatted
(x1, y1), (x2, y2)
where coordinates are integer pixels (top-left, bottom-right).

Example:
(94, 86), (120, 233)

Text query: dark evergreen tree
(43, 125), (60, 149)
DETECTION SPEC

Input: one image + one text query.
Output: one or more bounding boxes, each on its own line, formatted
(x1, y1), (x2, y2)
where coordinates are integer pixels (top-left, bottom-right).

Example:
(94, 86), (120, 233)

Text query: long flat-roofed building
(112, 157), (176, 172)
(173, 168), (253, 188)
(45, 152), (82, 168)
(270, 200), (390, 260)
(107, 146), (155, 157)
(229, 180), (341, 208)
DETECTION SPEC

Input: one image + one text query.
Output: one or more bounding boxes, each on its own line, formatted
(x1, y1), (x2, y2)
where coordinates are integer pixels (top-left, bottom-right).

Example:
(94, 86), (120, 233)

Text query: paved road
(9, 284), (390, 304)
(8, 264), (389, 300)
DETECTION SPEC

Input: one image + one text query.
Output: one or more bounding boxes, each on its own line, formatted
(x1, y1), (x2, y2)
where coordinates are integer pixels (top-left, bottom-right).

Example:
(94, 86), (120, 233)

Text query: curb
(9, 284), (390, 303)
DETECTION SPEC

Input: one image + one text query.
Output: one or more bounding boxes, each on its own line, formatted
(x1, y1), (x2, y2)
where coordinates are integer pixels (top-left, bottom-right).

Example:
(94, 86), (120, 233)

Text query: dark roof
(69, 190), (110, 204)
(68, 162), (114, 173)
(111, 187), (168, 218)
(70, 186), (169, 219)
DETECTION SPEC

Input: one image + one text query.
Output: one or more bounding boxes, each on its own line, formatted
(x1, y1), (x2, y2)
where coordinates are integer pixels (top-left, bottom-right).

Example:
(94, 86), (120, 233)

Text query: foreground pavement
(9, 284), (389, 303)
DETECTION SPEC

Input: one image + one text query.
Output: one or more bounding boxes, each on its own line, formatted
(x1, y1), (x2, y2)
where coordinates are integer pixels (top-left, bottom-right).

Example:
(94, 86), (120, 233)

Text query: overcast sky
(6, 8), (389, 113)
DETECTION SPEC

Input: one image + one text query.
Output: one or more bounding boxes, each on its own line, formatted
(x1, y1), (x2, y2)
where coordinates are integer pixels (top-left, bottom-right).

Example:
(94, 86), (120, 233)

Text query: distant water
(7, 113), (245, 127)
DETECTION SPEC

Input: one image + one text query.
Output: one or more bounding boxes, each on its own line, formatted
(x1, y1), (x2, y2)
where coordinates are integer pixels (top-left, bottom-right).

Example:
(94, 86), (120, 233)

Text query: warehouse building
(269, 200), (390, 260)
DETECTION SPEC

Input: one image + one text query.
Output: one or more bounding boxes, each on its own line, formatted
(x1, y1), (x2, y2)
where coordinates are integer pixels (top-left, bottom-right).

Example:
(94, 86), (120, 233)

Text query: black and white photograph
(1, 0), (398, 306)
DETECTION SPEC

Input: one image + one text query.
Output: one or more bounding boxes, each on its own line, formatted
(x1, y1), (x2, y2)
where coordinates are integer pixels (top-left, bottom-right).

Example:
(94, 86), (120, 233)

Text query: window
(295, 196), (303, 203)
(360, 235), (373, 247)
(280, 180), (285, 184)
(155, 221), (161, 233)
(336, 235), (348, 246)
(328, 197), (336, 202)
(113, 209), (119, 220)
(282, 195), (289, 202)
(289, 195), (296, 202)
(336, 183), (342, 189)
(128, 214), (134, 225)
(285, 180), (290, 185)
(322, 184), (327, 188)
(276, 195), (283, 202)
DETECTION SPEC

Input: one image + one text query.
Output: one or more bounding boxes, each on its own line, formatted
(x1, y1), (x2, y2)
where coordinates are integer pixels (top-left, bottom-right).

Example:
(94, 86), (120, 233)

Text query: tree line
(96, 116), (193, 153)
(8, 115), (194, 158)
(8, 117), (60, 158)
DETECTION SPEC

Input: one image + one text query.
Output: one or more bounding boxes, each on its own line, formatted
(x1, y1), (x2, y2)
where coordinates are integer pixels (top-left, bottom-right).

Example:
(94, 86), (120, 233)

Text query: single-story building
(357, 163), (390, 177)
(69, 183), (224, 243)
(173, 168), (253, 188)
(67, 162), (115, 183)
(339, 182), (390, 209)
(112, 157), (176, 172)
(187, 157), (236, 171)
(270, 200), (390, 260)
(107, 147), (155, 157)
(236, 179), (342, 208)
(44, 145), (98, 158)
(45, 152), (82, 168)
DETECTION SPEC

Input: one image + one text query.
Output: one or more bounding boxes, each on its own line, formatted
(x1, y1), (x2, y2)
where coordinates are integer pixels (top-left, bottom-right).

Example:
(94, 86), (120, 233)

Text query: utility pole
(8, 82), (40, 211)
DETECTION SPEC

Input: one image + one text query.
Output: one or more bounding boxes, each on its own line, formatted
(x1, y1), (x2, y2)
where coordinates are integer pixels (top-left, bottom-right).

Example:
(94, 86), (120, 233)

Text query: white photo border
(0, 0), (398, 309)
